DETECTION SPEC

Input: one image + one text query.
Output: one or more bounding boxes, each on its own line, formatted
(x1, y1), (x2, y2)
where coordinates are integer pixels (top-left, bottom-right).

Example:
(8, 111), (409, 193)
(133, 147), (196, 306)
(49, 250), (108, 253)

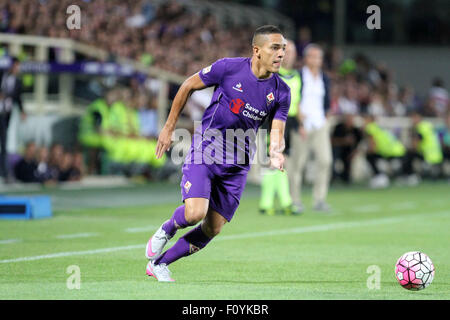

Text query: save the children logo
(229, 99), (268, 121)
(229, 98), (245, 114)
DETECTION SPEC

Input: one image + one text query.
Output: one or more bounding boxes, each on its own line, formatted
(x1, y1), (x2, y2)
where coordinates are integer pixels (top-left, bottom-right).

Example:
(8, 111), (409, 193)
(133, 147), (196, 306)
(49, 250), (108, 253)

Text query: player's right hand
(155, 125), (173, 159)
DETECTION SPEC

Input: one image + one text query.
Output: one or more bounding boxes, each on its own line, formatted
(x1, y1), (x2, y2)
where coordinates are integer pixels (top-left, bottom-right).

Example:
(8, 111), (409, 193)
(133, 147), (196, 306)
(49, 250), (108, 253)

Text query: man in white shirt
(288, 44), (332, 212)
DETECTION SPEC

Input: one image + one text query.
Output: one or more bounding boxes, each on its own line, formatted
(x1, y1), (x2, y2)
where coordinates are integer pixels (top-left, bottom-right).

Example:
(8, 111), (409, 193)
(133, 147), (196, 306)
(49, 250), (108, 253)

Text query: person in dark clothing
(58, 152), (82, 182)
(48, 143), (63, 181)
(71, 151), (84, 181)
(35, 146), (57, 184)
(331, 113), (363, 183)
(0, 57), (26, 182)
(14, 142), (38, 183)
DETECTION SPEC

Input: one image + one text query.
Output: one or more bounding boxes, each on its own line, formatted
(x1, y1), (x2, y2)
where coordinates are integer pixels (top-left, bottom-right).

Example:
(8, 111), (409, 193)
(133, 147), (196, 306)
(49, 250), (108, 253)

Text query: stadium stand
(0, 0), (449, 186)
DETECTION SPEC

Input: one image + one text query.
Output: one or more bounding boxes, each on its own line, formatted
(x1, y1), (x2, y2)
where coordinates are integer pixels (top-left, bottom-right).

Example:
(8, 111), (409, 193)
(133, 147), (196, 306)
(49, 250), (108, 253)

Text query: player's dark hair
(252, 25), (283, 45)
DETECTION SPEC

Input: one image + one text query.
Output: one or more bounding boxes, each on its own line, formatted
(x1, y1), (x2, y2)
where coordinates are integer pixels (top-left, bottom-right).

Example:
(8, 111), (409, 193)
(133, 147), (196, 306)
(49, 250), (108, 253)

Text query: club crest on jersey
(232, 82), (243, 92)
(229, 98), (245, 114)
(266, 92), (274, 105)
(202, 65), (211, 74)
(184, 180), (192, 193)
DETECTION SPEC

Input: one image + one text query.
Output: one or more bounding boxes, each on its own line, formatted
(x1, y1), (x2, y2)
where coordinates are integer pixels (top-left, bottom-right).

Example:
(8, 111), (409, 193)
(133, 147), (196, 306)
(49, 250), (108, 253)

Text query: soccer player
(145, 25), (291, 282)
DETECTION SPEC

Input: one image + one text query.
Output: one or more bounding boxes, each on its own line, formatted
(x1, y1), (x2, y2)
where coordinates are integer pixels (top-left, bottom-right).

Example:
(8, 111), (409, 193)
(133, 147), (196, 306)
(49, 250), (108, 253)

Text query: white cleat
(145, 222), (171, 260)
(146, 260), (175, 282)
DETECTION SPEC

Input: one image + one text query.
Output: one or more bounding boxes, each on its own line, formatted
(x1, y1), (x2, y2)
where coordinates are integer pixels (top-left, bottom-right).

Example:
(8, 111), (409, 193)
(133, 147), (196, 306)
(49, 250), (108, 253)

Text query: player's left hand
(270, 151), (285, 171)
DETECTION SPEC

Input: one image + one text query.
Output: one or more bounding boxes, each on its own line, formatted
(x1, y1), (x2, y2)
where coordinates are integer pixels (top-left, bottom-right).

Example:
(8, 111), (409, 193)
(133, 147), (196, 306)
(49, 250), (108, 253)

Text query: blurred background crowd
(0, 0), (253, 76)
(11, 142), (83, 184)
(2, 0), (448, 117)
(0, 0), (449, 186)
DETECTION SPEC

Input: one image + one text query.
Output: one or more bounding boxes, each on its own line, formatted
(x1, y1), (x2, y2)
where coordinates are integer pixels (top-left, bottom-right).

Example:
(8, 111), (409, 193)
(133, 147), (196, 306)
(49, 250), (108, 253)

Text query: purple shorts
(180, 163), (248, 222)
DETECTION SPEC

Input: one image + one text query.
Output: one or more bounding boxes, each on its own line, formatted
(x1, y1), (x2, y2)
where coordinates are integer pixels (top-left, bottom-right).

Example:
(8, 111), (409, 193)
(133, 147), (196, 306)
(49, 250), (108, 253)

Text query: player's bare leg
(146, 206), (226, 282)
(199, 208), (227, 239)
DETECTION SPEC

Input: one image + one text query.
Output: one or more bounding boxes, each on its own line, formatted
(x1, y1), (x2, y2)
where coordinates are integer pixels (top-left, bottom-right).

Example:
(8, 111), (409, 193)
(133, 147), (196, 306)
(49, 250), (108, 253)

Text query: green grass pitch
(0, 181), (449, 299)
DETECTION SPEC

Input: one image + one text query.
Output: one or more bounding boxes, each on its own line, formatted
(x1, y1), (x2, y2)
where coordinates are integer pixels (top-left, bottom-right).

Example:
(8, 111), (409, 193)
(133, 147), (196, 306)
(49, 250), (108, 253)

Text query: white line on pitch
(214, 212), (443, 241)
(0, 239), (21, 245)
(124, 225), (158, 233)
(55, 233), (99, 239)
(432, 199), (449, 206)
(351, 204), (381, 213)
(391, 201), (416, 210)
(0, 244), (142, 264)
(0, 211), (448, 264)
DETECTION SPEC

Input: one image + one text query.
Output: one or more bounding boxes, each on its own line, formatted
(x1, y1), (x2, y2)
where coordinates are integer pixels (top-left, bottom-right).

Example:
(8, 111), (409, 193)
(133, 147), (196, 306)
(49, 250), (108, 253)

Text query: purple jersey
(186, 57), (291, 169)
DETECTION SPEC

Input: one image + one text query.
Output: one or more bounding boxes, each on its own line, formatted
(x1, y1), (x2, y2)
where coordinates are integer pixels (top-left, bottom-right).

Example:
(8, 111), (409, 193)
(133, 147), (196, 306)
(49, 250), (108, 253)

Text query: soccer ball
(395, 251), (435, 290)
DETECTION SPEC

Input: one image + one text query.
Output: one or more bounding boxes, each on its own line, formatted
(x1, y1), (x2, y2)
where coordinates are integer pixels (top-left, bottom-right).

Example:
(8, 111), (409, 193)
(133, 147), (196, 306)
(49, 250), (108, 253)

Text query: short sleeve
(198, 58), (227, 87)
(273, 87), (291, 122)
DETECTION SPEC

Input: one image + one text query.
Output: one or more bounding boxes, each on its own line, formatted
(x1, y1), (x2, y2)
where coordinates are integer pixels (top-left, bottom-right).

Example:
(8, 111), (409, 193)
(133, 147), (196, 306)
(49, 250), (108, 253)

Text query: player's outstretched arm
(269, 119), (286, 171)
(156, 73), (207, 158)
